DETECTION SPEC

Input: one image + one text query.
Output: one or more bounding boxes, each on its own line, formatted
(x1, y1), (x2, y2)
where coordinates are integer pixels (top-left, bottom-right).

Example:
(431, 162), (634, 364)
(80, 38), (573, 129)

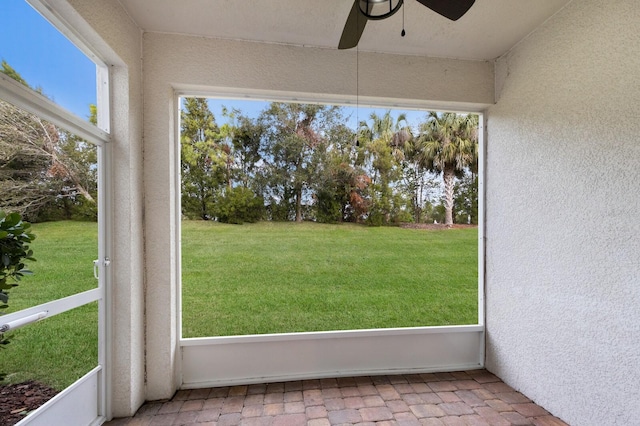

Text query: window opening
(180, 97), (480, 338)
(0, 95), (99, 313)
(1, 302), (98, 400)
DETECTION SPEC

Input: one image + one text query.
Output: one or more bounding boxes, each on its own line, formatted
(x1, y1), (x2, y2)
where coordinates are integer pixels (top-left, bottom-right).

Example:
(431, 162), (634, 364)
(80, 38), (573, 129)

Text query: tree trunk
(226, 158), (233, 190)
(414, 185), (421, 223)
(443, 167), (455, 226)
(200, 186), (208, 220)
(295, 188), (303, 222)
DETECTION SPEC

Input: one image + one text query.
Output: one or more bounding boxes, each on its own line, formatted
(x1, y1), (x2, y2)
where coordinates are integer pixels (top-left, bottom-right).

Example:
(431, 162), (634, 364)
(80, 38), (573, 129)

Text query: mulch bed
(0, 381), (58, 426)
(400, 223), (477, 230)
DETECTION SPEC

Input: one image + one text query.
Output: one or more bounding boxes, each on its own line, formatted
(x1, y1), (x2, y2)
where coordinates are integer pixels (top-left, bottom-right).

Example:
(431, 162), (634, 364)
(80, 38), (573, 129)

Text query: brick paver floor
(105, 369), (568, 425)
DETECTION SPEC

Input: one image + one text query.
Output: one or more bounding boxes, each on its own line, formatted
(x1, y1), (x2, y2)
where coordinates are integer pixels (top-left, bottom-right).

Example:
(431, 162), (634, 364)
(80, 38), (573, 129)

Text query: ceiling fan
(338, 0), (476, 49)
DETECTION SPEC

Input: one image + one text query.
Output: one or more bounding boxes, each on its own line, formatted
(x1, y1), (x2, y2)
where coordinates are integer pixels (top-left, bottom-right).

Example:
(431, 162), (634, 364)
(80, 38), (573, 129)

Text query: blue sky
(1, 0), (430, 129)
(0, 0), (96, 120)
(207, 99), (429, 131)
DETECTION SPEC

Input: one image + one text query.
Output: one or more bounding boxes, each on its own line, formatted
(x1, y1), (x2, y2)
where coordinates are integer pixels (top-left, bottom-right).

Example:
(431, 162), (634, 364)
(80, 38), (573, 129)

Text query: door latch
(93, 257), (111, 279)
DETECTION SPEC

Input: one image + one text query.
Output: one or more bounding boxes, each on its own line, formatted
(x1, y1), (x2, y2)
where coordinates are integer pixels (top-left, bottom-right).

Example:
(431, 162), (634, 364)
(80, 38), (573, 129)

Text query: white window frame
(176, 90), (485, 388)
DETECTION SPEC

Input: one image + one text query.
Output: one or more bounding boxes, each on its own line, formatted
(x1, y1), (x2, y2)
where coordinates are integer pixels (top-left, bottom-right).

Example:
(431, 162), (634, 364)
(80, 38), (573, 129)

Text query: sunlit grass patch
(181, 221), (478, 337)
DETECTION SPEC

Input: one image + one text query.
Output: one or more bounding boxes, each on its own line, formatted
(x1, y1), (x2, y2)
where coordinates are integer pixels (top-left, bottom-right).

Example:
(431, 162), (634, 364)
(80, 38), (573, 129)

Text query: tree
(417, 112), (478, 226)
(0, 62), (97, 221)
(38, 105), (98, 221)
(453, 171), (478, 224)
(259, 103), (340, 222)
(180, 98), (225, 220)
(222, 108), (264, 189)
(0, 61), (28, 87)
(312, 123), (371, 223)
(0, 100), (57, 220)
(0, 100), (96, 221)
(357, 111), (412, 225)
(402, 137), (442, 223)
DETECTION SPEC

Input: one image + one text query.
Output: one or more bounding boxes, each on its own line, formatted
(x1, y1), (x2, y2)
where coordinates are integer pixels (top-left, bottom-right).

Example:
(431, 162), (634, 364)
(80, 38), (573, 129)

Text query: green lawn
(1, 221), (98, 389)
(182, 221), (478, 337)
(1, 220), (478, 389)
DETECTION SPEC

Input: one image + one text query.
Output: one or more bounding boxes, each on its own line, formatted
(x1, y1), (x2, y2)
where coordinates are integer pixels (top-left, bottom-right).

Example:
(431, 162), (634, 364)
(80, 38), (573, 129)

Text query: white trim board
(181, 325), (483, 388)
(15, 368), (103, 426)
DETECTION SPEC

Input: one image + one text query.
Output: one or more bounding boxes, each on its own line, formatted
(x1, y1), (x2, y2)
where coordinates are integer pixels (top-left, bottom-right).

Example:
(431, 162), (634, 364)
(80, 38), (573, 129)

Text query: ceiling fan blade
(415, 0), (476, 21)
(338, 0), (368, 49)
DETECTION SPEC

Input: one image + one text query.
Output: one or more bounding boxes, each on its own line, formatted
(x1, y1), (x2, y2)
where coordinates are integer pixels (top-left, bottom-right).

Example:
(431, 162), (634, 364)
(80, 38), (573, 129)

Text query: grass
(1, 221), (98, 389)
(1, 220), (478, 389)
(182, 221), (478, 337)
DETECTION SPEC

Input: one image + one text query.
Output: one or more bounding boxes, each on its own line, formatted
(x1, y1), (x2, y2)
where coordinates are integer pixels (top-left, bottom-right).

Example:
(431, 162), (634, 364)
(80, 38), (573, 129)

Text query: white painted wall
(63, 0), (146, 418)
(485, 1), (640, 424)
(142, 32), (494, 401)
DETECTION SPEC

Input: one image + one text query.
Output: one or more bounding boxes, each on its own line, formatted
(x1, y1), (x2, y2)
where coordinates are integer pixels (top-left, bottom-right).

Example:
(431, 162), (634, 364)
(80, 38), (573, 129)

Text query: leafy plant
(0, 211), (36, 350)
(215, 186), (264, 224)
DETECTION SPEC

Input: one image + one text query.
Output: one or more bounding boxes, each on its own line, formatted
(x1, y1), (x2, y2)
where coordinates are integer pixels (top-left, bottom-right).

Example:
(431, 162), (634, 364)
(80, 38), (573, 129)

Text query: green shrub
(215, 187), (264, 224)
(0, 211), (36, 308)
(35, 196), (98, 223)
(0, 211), (36, 378)
(314, 190), (342, 223)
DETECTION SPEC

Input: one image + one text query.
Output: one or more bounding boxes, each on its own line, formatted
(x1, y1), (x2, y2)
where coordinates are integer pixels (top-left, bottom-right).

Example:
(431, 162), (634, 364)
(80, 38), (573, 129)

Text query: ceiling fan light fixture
(358, 0), (403, 20)
(339, 0), (475, 49)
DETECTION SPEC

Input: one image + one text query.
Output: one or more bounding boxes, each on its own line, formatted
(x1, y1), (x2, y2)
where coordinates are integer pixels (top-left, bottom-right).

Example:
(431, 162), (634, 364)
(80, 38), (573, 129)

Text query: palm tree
(358, 111), (412, 159)
(402, 136), (437, 223)
(417, 112), (478, 226)
(357, 111), (412, 224)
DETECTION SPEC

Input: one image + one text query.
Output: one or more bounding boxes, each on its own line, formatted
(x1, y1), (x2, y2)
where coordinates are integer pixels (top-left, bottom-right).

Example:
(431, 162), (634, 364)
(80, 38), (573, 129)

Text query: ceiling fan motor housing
(358, 0), (404, 20)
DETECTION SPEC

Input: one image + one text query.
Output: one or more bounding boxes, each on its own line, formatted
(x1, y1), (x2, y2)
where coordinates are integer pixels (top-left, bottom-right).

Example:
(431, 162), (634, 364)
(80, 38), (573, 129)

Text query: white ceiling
(118, 0), (572, 60)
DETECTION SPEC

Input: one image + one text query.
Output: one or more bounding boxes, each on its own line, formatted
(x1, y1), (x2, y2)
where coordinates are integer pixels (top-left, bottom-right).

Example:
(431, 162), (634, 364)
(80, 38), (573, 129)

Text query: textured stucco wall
(143, 33), (494, 108)
(142, 32), (494, 401)
(485, 1), (640, 424)
(64, 0), (146, 417)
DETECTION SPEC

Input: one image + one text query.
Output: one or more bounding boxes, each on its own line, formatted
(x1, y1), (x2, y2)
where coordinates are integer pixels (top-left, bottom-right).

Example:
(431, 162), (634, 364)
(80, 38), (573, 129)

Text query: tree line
(0, 61), (97, 223)
(0, 60), (478, 227)
(181, 98), (479, 226)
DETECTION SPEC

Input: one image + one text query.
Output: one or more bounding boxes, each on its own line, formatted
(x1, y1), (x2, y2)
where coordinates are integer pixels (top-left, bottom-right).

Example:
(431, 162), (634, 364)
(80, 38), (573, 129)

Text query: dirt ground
(399, 223), (477, 230)
(0, 381), (58, 426)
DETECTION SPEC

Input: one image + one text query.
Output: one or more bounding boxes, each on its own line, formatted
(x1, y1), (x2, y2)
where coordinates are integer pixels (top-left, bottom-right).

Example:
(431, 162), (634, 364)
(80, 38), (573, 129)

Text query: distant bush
(314, 190), (342, 223)
(35, 196), (98, 223)
(215, 187), (264, 224)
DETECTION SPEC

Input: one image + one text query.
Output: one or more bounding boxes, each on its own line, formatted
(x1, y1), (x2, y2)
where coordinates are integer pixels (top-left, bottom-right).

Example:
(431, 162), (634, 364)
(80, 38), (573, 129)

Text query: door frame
(0, 21), (112, 423)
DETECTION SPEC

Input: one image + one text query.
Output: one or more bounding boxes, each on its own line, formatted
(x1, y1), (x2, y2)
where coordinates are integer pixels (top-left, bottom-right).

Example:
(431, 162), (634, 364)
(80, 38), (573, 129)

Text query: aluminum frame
(0, 1), (112, 421)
